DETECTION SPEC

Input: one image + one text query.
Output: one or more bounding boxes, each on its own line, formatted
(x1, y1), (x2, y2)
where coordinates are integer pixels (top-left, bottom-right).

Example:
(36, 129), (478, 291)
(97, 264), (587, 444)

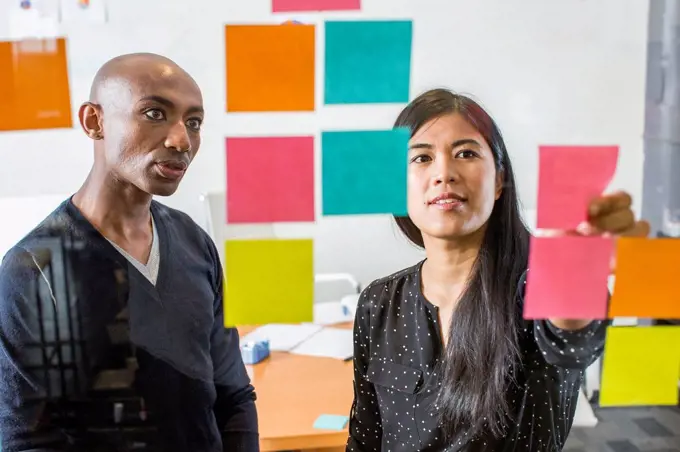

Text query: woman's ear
(495, 170), (504, 200)
(78, 102), (103, 140)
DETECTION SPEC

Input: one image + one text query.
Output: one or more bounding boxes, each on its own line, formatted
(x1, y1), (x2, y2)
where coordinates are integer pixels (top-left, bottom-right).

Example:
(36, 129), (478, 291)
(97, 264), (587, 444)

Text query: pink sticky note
(536, 145), (619, 230)
(226, 136), (315, 224)
(523, 235), (613, 319)
(272, 0), (360, 12)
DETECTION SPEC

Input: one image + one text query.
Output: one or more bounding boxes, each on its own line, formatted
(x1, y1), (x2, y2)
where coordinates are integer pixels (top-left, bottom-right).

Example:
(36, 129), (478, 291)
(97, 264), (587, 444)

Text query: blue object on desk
(313, 414), (349, 431)
(240, 340), (270, 365)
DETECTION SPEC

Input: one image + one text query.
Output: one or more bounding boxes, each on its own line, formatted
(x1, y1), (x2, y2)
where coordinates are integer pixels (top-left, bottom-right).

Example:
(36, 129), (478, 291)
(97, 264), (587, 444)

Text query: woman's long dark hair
(394, 89), (531, 439)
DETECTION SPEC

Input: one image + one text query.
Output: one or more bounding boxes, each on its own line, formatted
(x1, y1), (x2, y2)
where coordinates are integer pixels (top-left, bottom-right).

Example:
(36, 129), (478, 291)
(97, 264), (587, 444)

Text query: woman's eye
(186, 118), (202, 131)
(411, 154), (431, 163)
(145, 109), (165, 120)
(457, 150), (476, 159)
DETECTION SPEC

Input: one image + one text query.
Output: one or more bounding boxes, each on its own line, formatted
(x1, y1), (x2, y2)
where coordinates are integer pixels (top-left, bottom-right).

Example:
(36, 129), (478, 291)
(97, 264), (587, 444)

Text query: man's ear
(78, 102), (103, 140)
(495, 170), (504, 200)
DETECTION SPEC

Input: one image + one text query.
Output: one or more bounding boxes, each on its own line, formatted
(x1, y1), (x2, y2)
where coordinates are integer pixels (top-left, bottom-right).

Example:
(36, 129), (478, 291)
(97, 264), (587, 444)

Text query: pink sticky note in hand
(523, 235), (613, 319)
(226, 136), (315, 224)
(536, 145), (619, 230)
(272, 0), (360, 12)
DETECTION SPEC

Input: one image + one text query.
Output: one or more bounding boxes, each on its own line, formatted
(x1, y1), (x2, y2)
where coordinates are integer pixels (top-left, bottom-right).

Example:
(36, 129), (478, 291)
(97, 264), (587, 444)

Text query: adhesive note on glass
(608, 238), (680, 318)
(324, 20), (412, 104)
(600, 325), (680, 407)
(536, 145), (619, 229)
(60, 0), (108, 24)
(321, 129), (409, 216)
(523, 236), (613, 319)
(0, 38), (72, 132)
(225, 24), (315, 112)
(224, 239), (314, 326)
(273, 0), (359, 12)
(225, 136), (315, 223)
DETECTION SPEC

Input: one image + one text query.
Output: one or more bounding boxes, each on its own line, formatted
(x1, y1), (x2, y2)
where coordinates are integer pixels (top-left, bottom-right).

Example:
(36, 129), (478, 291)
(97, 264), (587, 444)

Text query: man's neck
(72, 169), (153, 239)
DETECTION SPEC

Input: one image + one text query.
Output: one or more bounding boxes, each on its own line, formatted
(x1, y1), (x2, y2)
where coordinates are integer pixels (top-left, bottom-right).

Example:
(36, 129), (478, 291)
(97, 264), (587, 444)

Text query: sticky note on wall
(608, 238), (680, 318)
(321, 129), (409, 216)
(225, 24), (315, 112)
(0, 38), (72, 132)
(324, 20), (412, 104)
(224, 239), (314, 326)
(600, 325), (680, 407)
(273, 0), (360, 12)
(226, 136), (315, 224)
(523, 235), (613, 319)
(536, 145), (618, 230)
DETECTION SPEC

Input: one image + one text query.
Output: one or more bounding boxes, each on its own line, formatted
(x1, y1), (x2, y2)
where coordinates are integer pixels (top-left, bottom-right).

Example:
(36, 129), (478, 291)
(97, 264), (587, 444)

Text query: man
(0, 53), (259, 451)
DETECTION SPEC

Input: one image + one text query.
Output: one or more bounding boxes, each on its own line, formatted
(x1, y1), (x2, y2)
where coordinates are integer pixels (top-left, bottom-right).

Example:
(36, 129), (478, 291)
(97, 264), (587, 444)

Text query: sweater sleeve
(205, 239), (259, 451)
(518, 270), (609, 370)
(0, 247), (68, 451)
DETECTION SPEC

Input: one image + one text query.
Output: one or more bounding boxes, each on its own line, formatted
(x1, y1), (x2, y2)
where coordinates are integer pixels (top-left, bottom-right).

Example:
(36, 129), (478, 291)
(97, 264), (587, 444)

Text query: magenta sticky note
(226, 136), (315, 224)
(536, 145), (619, 230)
(523, 235), (613, 319)
(272, 0), (360, 12)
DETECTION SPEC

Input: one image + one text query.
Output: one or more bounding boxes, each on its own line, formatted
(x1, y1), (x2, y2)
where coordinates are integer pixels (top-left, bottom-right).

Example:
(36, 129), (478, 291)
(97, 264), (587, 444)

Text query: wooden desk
(238, 323), (354, 452)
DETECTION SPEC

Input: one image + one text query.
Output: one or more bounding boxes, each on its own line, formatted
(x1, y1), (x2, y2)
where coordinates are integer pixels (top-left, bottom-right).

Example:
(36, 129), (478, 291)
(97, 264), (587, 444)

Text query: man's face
(94, 64), (204, 197)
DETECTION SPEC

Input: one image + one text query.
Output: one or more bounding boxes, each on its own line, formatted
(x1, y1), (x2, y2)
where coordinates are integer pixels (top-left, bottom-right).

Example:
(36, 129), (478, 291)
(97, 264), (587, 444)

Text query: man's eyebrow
(139, 95), (204, 115)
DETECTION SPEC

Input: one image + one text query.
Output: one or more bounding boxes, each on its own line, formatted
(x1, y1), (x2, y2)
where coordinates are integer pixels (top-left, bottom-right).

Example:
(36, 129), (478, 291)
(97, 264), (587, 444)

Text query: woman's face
(406, 112), (502, 242)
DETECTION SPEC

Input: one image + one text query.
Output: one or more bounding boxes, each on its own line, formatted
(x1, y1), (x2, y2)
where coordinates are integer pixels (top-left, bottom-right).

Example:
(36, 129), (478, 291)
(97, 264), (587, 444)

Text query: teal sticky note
(324, 20), (412, 104)
(313, 414), (349, 430)
(322, 129), (409, 216)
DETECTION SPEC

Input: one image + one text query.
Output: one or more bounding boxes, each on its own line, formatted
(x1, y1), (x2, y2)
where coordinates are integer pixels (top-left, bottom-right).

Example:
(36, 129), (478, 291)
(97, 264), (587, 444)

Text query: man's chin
(148, 181), (181, 197)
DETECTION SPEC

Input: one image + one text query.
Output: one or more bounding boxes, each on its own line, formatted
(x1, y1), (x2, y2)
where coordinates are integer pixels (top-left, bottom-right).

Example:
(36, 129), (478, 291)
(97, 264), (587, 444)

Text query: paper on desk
(241, 323), (322, 352)
(290, 327), (353, 360)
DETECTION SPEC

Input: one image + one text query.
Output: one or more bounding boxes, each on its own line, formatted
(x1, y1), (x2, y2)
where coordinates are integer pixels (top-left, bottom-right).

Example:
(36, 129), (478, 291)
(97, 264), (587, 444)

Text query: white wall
(0, 0), (649, 288)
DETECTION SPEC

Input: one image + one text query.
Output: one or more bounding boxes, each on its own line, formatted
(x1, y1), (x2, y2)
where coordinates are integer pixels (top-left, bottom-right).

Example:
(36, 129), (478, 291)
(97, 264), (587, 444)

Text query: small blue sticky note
(313, 414), (349, 430)
(322, 129), (409, 216)
(324, 20), (412, 104)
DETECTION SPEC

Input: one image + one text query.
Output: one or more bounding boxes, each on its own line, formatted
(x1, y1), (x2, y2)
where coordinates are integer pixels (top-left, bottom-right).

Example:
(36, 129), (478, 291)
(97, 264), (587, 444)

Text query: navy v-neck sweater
(0, 199), (258, 451)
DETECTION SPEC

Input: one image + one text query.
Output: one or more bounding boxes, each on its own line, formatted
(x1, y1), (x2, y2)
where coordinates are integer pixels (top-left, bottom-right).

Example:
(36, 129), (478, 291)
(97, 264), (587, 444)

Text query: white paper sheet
(8, 0), (60, 40)
(240, 323), (322, 352)
(290, 327), (353, 360)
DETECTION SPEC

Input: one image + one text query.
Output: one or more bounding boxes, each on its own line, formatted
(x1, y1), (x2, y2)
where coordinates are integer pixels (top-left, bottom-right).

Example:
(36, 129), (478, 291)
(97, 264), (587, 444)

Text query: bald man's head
(78, 52), (204, 197)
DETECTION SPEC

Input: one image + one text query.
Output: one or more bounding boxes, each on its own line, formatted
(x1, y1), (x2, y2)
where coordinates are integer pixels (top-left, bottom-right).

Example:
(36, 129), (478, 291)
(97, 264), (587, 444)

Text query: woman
(346, 89), (649, 452)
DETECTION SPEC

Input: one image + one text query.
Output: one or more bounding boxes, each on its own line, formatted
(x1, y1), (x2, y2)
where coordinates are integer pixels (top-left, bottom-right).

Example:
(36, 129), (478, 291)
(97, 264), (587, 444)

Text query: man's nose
(164, 121), (191, 152)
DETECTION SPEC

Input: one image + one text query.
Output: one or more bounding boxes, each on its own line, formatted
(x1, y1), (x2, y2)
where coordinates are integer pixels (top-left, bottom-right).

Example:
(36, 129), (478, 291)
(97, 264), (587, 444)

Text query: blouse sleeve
(346, 285), (382, 452)
(519, 270), (609, 370)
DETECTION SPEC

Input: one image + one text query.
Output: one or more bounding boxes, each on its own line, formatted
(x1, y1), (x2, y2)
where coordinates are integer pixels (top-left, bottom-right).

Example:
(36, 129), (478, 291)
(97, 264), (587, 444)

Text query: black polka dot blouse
(346, 260), (607, 452)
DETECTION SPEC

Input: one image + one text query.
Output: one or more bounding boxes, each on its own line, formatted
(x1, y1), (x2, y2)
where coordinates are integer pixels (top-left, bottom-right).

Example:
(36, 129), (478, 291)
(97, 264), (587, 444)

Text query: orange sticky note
(225, 24), (315, 112)
(0, 38), (73, 132)
(609, 238), (680, 318)
(600, 325), (680, 407)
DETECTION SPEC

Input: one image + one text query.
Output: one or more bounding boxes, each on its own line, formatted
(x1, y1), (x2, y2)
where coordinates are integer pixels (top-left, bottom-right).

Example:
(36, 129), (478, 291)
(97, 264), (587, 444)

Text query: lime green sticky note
(224, 239), (314, 326)
(600, 325), (680, 407)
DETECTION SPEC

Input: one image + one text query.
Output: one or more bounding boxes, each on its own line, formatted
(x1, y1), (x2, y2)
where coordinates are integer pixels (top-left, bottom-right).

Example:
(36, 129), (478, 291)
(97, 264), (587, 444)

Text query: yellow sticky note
(224, 239), (314, 326)
(600, 326), (680, 407)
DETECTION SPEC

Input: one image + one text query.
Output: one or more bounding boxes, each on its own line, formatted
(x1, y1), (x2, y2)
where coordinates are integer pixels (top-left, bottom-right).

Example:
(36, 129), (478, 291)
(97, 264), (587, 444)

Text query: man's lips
(155, 160), (187, 180)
